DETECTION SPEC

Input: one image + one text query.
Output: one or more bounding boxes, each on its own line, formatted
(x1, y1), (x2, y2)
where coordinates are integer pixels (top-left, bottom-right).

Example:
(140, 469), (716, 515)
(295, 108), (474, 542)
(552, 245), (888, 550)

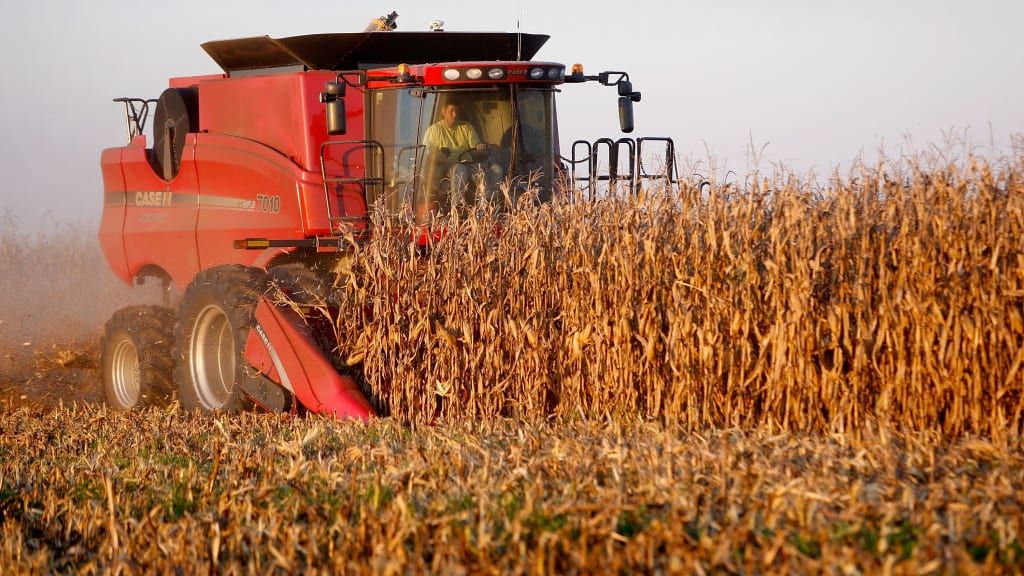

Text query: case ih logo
(134, 190), (173, 207)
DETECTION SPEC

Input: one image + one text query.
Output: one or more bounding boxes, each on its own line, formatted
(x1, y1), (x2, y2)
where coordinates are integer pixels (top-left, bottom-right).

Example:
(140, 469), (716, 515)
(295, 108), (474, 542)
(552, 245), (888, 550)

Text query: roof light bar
(436, 65), (561, 83)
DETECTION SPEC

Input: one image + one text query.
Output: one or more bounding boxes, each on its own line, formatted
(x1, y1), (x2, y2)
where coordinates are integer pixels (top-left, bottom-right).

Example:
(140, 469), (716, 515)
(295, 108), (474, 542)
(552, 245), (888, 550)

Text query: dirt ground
(0, 225), (169, 412)
(0, 335), (103, 411)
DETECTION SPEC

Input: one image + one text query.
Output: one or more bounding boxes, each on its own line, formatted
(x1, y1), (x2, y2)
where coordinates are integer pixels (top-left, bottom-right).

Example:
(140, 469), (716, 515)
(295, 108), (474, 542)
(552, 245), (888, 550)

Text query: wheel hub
(190, 304), (236, 410)
(110, 338), (141, 408)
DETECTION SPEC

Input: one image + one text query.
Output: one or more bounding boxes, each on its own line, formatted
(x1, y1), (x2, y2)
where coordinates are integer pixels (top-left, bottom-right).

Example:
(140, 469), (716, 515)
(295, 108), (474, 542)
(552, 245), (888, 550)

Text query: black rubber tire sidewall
(99, 306), (176, 410)
(174, 265), (265, 413)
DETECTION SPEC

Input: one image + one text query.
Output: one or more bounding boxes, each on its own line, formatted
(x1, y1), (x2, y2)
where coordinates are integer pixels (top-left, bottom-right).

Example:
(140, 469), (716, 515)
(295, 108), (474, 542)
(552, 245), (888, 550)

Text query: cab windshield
(369, 85), (554, 218)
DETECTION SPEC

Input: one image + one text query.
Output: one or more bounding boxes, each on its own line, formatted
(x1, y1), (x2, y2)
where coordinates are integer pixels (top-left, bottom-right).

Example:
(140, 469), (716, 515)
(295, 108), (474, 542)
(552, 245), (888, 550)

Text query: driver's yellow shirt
(424, 121), (480, 155)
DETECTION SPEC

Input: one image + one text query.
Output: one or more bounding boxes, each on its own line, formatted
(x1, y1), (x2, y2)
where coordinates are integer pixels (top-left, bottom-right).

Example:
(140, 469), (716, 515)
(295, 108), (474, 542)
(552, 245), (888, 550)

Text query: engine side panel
(107, 70), (374, 289)
(198, 71), (353, 173)
(194, 133), (309, 271)
(120, 135), (202, 289)
(99, 147), (129, 285)
(170, 74), (224, 89)
(198, 71), (368, 234)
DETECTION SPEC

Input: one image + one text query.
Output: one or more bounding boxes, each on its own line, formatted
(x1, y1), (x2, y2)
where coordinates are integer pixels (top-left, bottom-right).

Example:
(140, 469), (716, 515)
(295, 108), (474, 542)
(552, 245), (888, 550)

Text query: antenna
(516, 17), (522, 61)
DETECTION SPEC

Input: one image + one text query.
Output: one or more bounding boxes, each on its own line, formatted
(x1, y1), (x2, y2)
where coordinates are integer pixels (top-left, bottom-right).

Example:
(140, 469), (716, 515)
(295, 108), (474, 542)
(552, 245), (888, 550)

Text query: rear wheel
(174, 266), (266, 412)
(99, 306), (176, 410)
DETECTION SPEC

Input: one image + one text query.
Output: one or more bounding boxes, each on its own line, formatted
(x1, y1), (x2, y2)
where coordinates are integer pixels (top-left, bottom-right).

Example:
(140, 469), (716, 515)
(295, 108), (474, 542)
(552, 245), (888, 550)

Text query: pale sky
(1, 0), (1021, 227)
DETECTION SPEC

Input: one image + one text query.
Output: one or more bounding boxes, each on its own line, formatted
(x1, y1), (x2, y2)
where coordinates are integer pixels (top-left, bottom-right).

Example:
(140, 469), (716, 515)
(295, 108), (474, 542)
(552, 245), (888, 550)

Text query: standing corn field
(327, 157), (1024, 436)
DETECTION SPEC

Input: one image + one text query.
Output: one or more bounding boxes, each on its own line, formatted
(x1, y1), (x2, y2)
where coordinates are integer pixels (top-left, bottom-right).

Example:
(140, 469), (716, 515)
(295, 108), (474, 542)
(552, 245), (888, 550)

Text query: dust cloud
(0, 217), (163, 408)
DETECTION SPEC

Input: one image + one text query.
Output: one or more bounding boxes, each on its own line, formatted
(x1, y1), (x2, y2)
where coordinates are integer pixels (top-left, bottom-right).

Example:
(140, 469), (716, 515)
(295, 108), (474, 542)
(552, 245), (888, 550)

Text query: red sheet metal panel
(245, 297), (374, 420)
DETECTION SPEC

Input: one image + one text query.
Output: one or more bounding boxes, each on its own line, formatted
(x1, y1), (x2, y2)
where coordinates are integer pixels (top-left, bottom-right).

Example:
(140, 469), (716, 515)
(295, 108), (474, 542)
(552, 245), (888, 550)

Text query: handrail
(636, 137), (678, 183)
(319, 139), (385, 229)
(591, 137), (635, 195)
(113, 97), (158, 144)
(567, 136), (677, 195)
(566, 140), (594, 199)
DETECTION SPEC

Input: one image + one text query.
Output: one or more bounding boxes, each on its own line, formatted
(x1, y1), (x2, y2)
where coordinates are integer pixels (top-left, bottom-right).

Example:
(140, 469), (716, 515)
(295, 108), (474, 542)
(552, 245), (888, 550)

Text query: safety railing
(113, 97), (158, 144)
(319, 139), (385, 229)
(566, 136), (678, 198)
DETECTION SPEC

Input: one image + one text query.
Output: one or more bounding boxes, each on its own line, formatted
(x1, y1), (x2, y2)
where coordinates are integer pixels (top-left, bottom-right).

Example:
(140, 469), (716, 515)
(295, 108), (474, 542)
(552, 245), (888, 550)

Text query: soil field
(0, 338), (101, 410)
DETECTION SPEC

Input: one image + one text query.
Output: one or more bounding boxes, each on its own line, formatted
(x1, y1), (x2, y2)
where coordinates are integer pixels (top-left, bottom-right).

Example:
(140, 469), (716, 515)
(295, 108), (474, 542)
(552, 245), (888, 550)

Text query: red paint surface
(245, 298), (374, 420)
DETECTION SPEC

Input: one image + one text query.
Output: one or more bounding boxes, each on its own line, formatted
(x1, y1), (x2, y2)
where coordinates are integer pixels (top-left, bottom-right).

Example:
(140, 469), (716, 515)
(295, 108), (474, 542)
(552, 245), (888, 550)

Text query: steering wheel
(457, 144), (496, 164)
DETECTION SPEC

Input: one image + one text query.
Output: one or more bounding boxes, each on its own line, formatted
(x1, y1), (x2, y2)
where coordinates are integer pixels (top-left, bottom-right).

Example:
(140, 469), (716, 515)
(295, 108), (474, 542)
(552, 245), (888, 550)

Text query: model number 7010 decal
(256, 194), (281, 213)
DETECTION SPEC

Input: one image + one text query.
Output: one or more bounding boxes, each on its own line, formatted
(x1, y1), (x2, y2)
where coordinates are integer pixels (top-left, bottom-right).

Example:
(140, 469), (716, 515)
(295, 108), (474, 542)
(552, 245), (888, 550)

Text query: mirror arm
(563, 69), (643, 132)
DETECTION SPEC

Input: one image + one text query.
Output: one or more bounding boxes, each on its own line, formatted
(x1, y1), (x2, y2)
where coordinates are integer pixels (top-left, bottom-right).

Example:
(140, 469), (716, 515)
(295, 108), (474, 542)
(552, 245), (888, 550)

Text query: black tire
(151, 87), (199, 181)
(267, 263), (335, 307)
(267, 262), (358, 380)
(99, 306), (176, 410)
(174, 265), (266, 413)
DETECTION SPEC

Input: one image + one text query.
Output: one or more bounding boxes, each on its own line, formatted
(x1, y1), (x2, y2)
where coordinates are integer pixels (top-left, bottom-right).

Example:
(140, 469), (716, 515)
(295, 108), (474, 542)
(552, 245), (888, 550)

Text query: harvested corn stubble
(1, 404), (1022, 573)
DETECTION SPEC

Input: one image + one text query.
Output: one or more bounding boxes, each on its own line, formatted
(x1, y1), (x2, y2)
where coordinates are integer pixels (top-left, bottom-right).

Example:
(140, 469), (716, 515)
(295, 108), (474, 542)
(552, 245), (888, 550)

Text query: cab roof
(201, 32), (550, 75)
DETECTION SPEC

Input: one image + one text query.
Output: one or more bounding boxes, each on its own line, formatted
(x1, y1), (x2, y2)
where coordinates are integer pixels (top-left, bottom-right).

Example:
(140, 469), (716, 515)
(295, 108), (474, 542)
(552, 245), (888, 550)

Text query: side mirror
(618, 97), (634, 133)
(321, 82), (347, 135)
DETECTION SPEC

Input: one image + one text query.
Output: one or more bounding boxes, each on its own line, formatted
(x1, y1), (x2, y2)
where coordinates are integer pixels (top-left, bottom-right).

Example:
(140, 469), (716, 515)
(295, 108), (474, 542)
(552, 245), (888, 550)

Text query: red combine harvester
(98, 12), (676, 418)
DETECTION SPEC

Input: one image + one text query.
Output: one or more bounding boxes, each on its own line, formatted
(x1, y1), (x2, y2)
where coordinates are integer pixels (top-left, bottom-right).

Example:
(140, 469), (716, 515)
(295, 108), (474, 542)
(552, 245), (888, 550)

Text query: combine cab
(98, 13), (675, 418)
